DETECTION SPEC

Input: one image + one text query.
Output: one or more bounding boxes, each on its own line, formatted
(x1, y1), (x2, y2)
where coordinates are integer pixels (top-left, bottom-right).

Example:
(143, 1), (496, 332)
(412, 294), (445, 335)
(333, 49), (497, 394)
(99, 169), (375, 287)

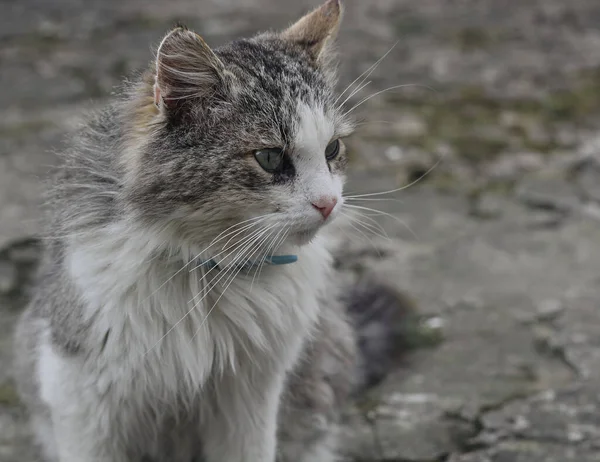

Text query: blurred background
(2, 0), (600, 461)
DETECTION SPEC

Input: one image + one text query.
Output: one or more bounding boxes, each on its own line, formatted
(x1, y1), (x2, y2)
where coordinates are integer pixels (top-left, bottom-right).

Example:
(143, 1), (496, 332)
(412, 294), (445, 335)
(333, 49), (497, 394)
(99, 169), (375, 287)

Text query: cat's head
(123, 0), (353, 248)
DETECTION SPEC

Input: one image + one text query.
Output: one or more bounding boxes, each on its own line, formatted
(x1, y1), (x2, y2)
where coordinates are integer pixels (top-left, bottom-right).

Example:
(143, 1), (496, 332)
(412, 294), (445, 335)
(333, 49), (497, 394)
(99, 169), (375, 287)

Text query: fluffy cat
(13, 1), (409, 461)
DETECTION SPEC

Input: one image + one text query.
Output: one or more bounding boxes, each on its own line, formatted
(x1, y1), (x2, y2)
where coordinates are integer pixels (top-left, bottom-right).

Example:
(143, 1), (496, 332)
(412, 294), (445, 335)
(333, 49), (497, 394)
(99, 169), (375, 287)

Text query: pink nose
(312, 197), (338, 219)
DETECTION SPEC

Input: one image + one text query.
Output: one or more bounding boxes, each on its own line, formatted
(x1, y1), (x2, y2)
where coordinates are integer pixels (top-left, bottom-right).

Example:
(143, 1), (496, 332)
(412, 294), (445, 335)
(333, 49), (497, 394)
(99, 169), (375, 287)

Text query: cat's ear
(154, 26), (226, 113)
(280, 0), (342, 63)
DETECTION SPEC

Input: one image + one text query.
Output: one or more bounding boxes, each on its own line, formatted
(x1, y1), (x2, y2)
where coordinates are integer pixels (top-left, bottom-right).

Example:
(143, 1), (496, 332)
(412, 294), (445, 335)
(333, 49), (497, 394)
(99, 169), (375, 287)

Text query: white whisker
(189, 224), (277, 297)
(251, 222), (288, 290)
(337, 80), (371, 110)
(343, 204), (418, 240)
(333, 41), (399, 107)
(342, 216), (383, 257)
(343, 83), (437, 117)
(260, 226), (290, 284)
(340, 210), (389, 240)
(343, 156), (442, 198)
(251, 226), (291, 291)
(246, 224), (281, 290)
(143, 224), (276, 356)
(189, 225), (277, 342)
(340, 212), (388, 241)
(141, 214), (271, 305)
(353, 120), (394, 128)
(344, 197), (405, 203)
(334, 221), (355, 246)
(188, 223), (273, 273)
(219, 220), (268, 251)
(207, 214), (272, 248)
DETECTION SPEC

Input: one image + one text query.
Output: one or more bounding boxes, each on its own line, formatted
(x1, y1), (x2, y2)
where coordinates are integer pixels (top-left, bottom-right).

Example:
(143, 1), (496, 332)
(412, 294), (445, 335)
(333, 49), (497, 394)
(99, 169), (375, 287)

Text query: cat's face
(124, 0), (352, 247)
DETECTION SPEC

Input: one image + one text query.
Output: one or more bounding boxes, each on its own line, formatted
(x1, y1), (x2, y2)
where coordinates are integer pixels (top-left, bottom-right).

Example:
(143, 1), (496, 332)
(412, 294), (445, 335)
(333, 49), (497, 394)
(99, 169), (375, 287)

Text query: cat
(13, 1), (410, 461)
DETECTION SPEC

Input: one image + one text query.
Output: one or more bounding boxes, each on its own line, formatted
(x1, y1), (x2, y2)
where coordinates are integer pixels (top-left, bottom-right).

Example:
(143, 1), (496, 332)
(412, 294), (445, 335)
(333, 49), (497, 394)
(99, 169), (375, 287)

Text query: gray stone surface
(3, 0), (600, 461)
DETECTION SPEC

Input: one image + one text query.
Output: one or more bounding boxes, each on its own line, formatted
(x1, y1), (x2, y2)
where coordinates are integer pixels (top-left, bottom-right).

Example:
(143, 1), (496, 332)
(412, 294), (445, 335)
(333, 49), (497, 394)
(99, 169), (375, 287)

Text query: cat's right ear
(154, 27), (226, 114)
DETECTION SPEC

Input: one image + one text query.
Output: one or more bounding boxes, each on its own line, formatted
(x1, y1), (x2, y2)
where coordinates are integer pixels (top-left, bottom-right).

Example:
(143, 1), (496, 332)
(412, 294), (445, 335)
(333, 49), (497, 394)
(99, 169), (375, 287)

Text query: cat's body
(14, 1), (406, 461)
(15, 226), (351, 462)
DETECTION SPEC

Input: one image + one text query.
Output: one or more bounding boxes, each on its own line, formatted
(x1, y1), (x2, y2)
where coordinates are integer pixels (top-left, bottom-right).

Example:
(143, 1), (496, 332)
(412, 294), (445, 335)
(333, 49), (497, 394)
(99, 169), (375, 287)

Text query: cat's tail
(342, 275), (418, 392)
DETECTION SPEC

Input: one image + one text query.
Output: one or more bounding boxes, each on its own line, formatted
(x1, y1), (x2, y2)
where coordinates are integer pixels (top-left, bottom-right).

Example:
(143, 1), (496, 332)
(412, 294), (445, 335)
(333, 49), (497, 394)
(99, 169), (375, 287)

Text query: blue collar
(196, 254), (298, 271)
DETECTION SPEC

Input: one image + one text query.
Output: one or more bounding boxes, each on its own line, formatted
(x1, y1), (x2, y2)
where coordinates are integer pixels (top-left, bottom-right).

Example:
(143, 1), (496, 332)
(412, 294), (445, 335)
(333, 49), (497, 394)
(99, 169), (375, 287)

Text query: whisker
(353, 120), (395, 128)
(250, 225), (291, 293)
(141, 215), (271, 304)
(343, 204), (419, 240)
(344, 197), (405, 204)
(251, 222), (288, 290)
(189, 224), (277, 292)
(343, 84), (437, 117)
(269, 226), (291, 266)
(188, 247), (251, 313)
(334, 218), (355, 243)
(342, 216), (383, 257)
(337, 80), (371, 110)
(333, 41), (399, 107)
(190, 226), (277, 342)
(248, 224), (281, 290)
(205, 214), (275, 255)
(219, 220), (269, 252)
(188, 223), (273, 273)
(207, 214), (273, 248)
(351, 221), (390, 242)
(277, 232), (291, 258)
(190, 261), (249, 345)
(343, 156), (443, 198)
(340, 210), (389, 240)
(186, 225), (267, 293)
(340, 211), (389, 241)
(187, 246), (260, 348)
(260, 226), (291, 284)
(143, 225), (275, 356)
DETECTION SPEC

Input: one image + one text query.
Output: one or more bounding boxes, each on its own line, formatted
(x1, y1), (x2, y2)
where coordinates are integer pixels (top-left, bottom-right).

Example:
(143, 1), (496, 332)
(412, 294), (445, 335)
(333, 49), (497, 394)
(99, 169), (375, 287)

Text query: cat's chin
(289, 216), (338, 246)
(289, 228), (320, 246)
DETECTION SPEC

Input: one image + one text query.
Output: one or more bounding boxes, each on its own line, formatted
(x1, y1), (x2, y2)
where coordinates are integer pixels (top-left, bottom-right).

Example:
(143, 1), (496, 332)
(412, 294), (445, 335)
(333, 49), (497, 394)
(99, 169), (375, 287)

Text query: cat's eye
(254, 148), (284, 173)
(325, 139), (340, 161)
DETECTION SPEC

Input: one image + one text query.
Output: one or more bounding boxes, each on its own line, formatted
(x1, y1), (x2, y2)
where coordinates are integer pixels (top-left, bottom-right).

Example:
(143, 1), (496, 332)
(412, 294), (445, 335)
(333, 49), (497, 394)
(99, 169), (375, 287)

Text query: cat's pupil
(255, 148), (284, 173)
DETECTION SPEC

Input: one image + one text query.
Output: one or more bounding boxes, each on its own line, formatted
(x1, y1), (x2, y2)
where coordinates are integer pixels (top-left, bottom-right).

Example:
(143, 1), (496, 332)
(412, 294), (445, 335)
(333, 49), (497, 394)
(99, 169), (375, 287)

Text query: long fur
(13, 2), (408, 461)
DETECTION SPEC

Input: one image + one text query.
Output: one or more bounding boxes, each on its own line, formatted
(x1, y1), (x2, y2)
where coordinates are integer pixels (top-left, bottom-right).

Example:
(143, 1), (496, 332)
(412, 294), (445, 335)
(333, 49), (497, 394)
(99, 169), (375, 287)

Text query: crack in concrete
(442, 390), (545, 457)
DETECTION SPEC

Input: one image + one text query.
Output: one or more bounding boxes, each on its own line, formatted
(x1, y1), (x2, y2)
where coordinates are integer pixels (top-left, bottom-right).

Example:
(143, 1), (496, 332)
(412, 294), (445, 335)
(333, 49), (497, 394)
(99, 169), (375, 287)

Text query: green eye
(254, 148), (284, 173)
(325, 139), (340, 161)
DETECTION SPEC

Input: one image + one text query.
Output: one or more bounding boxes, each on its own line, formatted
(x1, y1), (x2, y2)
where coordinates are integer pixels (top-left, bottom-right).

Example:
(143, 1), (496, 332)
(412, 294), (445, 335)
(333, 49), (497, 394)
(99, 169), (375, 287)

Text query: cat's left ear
(280, 0), (342, 66)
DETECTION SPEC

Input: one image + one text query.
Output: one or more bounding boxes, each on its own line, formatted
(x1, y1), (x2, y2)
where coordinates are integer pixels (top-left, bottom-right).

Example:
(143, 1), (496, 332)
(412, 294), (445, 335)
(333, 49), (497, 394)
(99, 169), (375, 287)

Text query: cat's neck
(62, 217), (330, 381)
(63, 218), (329, 310)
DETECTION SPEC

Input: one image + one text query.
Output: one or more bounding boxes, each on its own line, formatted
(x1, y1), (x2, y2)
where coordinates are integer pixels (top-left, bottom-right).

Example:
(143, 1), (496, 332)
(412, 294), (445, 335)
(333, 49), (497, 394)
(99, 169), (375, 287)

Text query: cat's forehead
(216, 37), (330, 106)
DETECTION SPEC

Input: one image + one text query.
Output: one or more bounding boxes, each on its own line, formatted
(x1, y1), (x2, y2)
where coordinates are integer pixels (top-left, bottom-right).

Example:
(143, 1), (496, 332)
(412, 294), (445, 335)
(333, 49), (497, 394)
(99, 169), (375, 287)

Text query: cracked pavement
(2, 0), (600, 461)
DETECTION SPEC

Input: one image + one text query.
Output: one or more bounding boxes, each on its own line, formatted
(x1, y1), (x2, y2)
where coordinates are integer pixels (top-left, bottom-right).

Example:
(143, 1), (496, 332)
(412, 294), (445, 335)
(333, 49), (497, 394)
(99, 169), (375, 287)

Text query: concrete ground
(2, 0), (600, 460)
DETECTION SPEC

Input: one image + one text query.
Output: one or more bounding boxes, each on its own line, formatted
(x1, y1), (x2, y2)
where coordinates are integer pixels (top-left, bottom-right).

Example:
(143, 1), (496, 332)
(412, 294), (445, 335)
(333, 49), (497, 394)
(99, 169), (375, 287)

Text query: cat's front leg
(200, 370), (285, 462)
(39, 344), (129, 462)
(51, 411), (126, 462)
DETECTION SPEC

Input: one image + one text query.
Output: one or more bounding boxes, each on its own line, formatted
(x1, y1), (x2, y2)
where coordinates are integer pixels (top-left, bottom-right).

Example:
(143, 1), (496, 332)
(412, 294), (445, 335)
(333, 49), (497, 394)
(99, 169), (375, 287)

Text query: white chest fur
(64, 224), (329, 402)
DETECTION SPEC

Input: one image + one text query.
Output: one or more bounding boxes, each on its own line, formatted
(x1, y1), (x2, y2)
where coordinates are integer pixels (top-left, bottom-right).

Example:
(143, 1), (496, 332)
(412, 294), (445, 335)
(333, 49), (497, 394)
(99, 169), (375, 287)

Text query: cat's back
(16, 103), (124, 342)
(12, 104), (125, 412)
(49, 104), (123, 233)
